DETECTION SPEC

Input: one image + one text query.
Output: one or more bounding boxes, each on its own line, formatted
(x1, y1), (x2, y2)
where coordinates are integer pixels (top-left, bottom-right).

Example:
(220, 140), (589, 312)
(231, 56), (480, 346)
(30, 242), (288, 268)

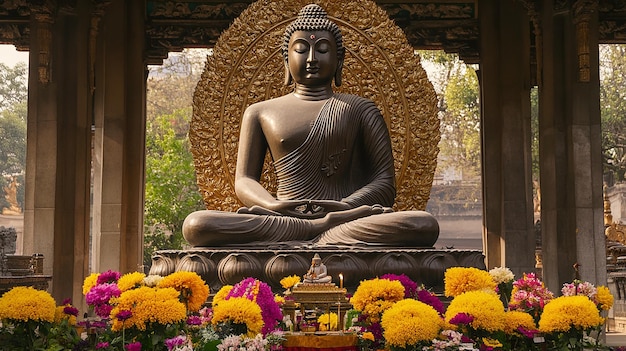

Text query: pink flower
(186, 315), (202, 325)
(125, 342), (142, 351)
(165, 335), (187, 350)
(96, 342), (110, 349)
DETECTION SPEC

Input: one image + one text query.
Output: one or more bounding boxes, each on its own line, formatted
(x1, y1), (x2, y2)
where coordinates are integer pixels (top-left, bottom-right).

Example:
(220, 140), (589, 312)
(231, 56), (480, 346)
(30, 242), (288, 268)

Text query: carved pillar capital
(31, 2), (56, 86)
(572, 0), (598, 82)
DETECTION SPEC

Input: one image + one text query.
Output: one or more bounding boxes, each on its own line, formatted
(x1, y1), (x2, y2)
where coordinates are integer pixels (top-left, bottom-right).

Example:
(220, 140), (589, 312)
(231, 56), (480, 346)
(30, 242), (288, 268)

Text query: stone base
(150, 248), (485, 293)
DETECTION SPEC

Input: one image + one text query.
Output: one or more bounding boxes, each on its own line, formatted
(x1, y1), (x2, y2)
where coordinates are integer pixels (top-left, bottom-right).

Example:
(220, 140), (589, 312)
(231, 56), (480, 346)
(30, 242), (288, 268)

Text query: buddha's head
(282, 4), (345, 87)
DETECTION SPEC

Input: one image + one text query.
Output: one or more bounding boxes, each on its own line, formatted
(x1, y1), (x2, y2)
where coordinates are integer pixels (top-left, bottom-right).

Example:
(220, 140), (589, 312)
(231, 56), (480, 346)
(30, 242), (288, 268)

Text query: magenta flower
(63, 305), (79, 317)
(227, 277), (283, 334)
(62, 298), (73, 305)
(517, 327), (539, 339)
(125, 341), (142, 351)
(116, 309), (132, 321)
(86, 283), (121, 305)
(165, 335), (187, 350)
(97, 269), (121, 284)
(416, 288), (445, 315)
(95, 342), (110, 349)
(449, 312), (474, 325)
(186, 315), (202, 325)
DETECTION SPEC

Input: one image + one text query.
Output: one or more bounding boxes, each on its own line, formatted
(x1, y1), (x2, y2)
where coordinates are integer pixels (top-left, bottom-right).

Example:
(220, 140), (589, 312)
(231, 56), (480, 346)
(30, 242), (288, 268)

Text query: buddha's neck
(293, 84), (333, 101)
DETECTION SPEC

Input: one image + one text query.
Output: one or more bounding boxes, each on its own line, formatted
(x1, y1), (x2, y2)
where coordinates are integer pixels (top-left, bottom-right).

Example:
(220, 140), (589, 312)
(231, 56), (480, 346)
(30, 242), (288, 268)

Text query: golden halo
(190, 0), (439, 212)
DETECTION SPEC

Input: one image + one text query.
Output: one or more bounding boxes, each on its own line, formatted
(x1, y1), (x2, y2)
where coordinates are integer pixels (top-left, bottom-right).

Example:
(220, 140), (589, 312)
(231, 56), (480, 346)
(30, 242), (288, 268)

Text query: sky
(0, 44), (29, 67)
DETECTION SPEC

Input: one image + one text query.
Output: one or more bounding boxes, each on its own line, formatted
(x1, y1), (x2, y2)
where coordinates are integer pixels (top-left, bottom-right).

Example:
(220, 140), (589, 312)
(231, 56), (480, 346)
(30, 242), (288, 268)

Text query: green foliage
(418, 51), (481, 181)
(600, 44), (626, 182)
(144, 108), (205, 267)
(0, 62), (27, 211)
(0, 62), (27, 112)
(144, 49), (210, 268)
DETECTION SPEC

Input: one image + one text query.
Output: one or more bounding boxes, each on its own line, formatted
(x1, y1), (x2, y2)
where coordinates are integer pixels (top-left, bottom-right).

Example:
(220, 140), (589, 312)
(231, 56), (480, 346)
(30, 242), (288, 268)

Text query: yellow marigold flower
(362, 331), (375, 341)
(318, 312), (338, 331)
(110, 286), (187, 331)
(381, 299), (444, 348)
(117, 272), (146, 292)
(212, 296), (264, 336)
(596, 286), (614, 311)
(0, 286), (56, 322)
(350, 278), (404, 315)
(445, 291), (506, 332)
(158, 271), (210, 312)
(274, 294), (285, 305)
(538, 295), (604, 333)
(503, 310), (536, 334)
(280, 275), (301, 289)
(213, 285), (233, 307)
(482, 337), (503, 348)
(82, 273), (99, 295)
(444, 267), (497, 297)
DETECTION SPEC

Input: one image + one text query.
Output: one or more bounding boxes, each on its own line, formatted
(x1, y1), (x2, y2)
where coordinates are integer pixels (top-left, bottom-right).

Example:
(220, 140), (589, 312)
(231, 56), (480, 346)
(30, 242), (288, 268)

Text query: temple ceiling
(0, 0), (625, 65)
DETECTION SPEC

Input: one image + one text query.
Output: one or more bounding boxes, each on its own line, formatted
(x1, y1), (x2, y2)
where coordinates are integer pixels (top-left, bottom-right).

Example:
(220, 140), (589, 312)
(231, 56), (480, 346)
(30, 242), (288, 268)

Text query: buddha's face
(288, 30), (338, 87)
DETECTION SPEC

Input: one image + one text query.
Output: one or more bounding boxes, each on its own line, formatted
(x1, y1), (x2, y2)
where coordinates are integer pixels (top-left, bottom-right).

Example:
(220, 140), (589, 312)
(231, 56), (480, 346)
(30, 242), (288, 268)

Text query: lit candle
(339, 273), (344, 289)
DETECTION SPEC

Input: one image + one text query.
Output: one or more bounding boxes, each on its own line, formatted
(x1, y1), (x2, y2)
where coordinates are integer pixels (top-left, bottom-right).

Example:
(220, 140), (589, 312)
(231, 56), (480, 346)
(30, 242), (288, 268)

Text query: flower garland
(381, 299), (443, 348)
(158, 271), (210, 312)
(444, 267), (497, 297)
(0, 286), (56, 322)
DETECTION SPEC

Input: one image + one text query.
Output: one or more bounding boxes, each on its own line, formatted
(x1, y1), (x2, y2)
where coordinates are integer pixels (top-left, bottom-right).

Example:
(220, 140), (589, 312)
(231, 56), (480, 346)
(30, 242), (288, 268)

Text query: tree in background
(600, 44), (626, 184)
(143, 49), (209, 267)
(419, 51), (481, 183)
(0, 62), (27, 212)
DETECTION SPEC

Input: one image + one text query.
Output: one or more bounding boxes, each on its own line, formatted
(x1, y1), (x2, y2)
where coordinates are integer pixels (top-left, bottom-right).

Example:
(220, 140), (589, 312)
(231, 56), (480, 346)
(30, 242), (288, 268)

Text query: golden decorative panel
(190, 0), (440, 212)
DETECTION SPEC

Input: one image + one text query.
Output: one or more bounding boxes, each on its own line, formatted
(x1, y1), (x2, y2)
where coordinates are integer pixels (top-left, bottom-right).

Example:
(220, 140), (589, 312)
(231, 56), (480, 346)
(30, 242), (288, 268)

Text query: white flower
(143, 274), (164, 287)
(489, 267), (514, 284)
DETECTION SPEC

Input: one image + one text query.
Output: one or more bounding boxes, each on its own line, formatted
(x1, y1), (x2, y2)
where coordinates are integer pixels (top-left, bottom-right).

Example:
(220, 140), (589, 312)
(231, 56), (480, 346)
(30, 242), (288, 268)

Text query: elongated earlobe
(284, 64), (293, 86)
(334, 60), (343, 87)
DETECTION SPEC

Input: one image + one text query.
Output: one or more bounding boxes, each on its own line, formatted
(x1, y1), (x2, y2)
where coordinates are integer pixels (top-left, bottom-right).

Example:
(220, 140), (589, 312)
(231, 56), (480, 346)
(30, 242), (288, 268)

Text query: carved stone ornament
(190, 0), (440, 212)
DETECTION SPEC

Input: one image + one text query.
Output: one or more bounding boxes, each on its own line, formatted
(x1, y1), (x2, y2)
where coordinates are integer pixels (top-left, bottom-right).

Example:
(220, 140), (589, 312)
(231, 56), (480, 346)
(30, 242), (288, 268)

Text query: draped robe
(182, 94), (439, 247)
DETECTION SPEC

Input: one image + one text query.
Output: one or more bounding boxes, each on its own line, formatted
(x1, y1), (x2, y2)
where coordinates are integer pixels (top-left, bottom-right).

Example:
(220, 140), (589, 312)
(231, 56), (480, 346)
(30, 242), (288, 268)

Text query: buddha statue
(182, 4), (439, 248)
(302, 254), (332, 284)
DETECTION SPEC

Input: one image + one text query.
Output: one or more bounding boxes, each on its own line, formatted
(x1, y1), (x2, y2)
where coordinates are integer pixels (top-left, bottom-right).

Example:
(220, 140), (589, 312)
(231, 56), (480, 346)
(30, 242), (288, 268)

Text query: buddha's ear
(284, 63), (293, 86)
(334, 60), (343, 87)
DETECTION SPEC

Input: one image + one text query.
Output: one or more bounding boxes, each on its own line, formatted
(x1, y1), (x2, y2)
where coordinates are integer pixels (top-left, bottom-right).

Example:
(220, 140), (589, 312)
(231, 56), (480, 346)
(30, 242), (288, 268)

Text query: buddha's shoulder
(243, 95), (293, 113)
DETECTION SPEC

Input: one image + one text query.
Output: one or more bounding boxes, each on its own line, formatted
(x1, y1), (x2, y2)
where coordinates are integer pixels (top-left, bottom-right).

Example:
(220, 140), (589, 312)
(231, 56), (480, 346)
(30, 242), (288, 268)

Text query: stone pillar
(23, 2), (93, 304)
(538, 0), (605, 293)
(478, 0), (536, 276)
(92, 0), (145, 274)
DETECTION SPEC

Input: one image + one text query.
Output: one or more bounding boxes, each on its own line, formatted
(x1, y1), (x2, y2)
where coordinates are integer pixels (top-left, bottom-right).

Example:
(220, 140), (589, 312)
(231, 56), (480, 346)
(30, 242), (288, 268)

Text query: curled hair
(282, 4), (345, 63)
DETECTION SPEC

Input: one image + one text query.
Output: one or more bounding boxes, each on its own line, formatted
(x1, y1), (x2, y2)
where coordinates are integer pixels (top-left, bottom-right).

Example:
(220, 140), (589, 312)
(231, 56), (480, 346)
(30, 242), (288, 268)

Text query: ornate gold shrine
(190, 0), (440, 212)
